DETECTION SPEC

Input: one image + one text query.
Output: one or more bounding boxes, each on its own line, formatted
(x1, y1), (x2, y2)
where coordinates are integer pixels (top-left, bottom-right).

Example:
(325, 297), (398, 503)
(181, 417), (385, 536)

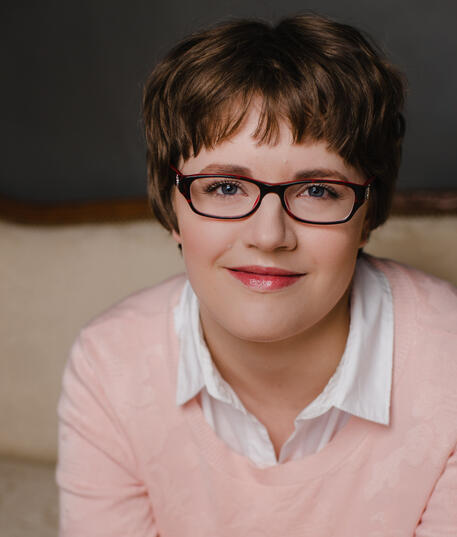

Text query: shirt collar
(174, 280), (246, 410)
(175, 255), (393, 425)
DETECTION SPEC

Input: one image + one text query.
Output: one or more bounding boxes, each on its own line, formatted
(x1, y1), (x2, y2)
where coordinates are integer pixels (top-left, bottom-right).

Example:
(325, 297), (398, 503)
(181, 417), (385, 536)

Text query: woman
(57, 13), (457, 536)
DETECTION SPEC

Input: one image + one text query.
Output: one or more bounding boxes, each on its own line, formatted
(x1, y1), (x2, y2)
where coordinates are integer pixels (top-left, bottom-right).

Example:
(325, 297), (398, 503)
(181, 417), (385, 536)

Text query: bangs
(167, 54), (369, 170)
(157, 20), (333, 165)
(187, 87), (321, 153)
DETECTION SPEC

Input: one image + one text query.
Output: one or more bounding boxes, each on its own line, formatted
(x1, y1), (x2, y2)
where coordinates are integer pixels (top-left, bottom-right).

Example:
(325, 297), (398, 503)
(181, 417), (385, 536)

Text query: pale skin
(172, 107), (370, 457)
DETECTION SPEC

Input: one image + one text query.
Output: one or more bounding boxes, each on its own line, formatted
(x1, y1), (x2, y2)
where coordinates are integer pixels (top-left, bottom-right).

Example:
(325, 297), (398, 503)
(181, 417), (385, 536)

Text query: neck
(199, 288), (351, 413)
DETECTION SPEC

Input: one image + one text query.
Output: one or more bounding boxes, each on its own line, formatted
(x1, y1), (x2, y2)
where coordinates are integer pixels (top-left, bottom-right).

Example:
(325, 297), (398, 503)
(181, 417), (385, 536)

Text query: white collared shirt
(174, 256), (393, 468)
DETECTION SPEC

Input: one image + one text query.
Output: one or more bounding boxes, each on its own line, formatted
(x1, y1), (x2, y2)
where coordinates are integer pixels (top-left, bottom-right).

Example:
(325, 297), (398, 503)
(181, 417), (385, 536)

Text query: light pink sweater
(57, 256), (457, 536)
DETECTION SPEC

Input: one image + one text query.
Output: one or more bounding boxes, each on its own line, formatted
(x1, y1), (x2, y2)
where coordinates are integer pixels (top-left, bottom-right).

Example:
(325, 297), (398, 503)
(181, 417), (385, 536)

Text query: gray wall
(1, 0), (456, 203)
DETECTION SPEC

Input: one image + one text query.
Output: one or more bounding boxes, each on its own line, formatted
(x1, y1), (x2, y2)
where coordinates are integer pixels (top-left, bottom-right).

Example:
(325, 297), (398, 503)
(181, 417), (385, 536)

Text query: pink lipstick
(226, 265), (304, 291)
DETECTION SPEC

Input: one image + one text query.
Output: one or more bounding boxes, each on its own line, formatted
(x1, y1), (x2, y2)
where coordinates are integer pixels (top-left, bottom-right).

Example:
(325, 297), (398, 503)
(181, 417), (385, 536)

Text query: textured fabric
(57, 256), (457, 537)
(175, 256), (393, 466)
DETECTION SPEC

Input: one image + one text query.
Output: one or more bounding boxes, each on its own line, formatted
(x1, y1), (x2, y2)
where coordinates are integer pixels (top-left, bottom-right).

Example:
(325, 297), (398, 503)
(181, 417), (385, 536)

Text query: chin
(224, 314), (308, 344)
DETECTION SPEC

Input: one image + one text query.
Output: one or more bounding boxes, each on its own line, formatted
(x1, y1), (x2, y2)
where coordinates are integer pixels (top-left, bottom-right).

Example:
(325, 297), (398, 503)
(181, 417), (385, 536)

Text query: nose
(243, 193), (297, 252)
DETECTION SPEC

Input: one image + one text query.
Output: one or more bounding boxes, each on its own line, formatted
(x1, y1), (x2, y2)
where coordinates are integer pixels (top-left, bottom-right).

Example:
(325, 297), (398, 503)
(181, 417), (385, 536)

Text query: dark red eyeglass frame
(170, 164), (373, 225)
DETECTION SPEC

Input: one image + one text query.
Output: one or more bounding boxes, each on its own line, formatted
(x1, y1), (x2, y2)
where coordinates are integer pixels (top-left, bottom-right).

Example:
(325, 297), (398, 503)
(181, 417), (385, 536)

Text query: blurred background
(1, 1), (456, 535)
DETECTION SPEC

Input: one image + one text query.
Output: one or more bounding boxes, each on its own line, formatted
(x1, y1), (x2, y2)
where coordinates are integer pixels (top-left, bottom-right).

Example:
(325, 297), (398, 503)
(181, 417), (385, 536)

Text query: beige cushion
(364, 216), (457, 285)
(0, 457), (58, 536)
(0, 216), (456, 462)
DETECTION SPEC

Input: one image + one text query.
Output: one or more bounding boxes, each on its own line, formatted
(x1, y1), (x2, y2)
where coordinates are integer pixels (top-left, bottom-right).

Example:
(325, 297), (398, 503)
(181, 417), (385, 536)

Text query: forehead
(180, 107), (364, 183)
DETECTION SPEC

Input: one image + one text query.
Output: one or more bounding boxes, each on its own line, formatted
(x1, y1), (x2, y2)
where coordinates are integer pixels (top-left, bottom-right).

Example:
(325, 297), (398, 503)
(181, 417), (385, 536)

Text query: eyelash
(204, 180), (243, 193)
(302, 183), (340, 198)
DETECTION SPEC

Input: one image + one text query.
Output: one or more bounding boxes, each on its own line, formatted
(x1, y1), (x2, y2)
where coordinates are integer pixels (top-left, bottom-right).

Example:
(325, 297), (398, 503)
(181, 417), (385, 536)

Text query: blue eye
(308, 185), (326, 197)
(219, 183), (238, 195)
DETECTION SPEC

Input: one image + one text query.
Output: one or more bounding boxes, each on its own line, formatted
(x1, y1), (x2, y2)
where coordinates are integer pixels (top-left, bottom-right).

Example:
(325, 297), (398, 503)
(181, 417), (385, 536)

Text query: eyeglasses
(171, 165), (372, 225)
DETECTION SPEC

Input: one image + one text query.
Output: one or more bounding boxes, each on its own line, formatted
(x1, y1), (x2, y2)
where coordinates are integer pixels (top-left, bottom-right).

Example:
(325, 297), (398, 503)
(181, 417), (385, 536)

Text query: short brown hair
(143, 13), (406, 232)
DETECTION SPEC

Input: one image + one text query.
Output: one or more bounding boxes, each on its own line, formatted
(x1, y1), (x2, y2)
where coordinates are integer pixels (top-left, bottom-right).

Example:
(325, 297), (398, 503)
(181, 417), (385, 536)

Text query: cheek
(304, 221), (363, 264)
(179, 219), (233, 277)
(301, 218), (365, 293)
(173, 191), (237, 297)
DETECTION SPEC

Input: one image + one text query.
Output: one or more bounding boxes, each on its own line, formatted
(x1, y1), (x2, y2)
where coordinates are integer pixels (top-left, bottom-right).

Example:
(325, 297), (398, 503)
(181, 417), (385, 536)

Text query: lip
(226, 265), (305, 291)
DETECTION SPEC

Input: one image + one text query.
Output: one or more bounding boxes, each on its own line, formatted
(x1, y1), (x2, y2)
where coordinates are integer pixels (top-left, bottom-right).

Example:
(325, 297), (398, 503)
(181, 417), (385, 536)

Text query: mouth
(226, 265), (305, 291)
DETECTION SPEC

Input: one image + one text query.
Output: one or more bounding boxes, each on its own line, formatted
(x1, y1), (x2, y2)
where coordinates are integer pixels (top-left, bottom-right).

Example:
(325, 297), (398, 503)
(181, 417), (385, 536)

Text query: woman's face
(172, 109), (369, 343)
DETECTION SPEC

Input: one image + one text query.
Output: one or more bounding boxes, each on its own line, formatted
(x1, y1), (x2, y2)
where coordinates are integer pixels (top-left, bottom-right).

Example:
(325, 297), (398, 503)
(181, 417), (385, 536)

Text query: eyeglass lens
(189, 176), (356, 222)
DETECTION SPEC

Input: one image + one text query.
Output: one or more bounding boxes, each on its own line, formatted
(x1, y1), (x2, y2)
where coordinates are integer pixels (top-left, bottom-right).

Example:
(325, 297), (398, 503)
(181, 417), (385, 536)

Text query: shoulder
(79, 272), (186, 340)
(366, 255), (457, 423)
(65, 273), (186, 396)
(365, 254), (457, 334)
(58, 276), (188, 474)
(366, 254), (457, 389)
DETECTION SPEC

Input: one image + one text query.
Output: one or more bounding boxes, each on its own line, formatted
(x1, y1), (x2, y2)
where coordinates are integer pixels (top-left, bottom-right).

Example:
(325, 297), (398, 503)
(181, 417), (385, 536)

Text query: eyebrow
(198, 164), (350, 182)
